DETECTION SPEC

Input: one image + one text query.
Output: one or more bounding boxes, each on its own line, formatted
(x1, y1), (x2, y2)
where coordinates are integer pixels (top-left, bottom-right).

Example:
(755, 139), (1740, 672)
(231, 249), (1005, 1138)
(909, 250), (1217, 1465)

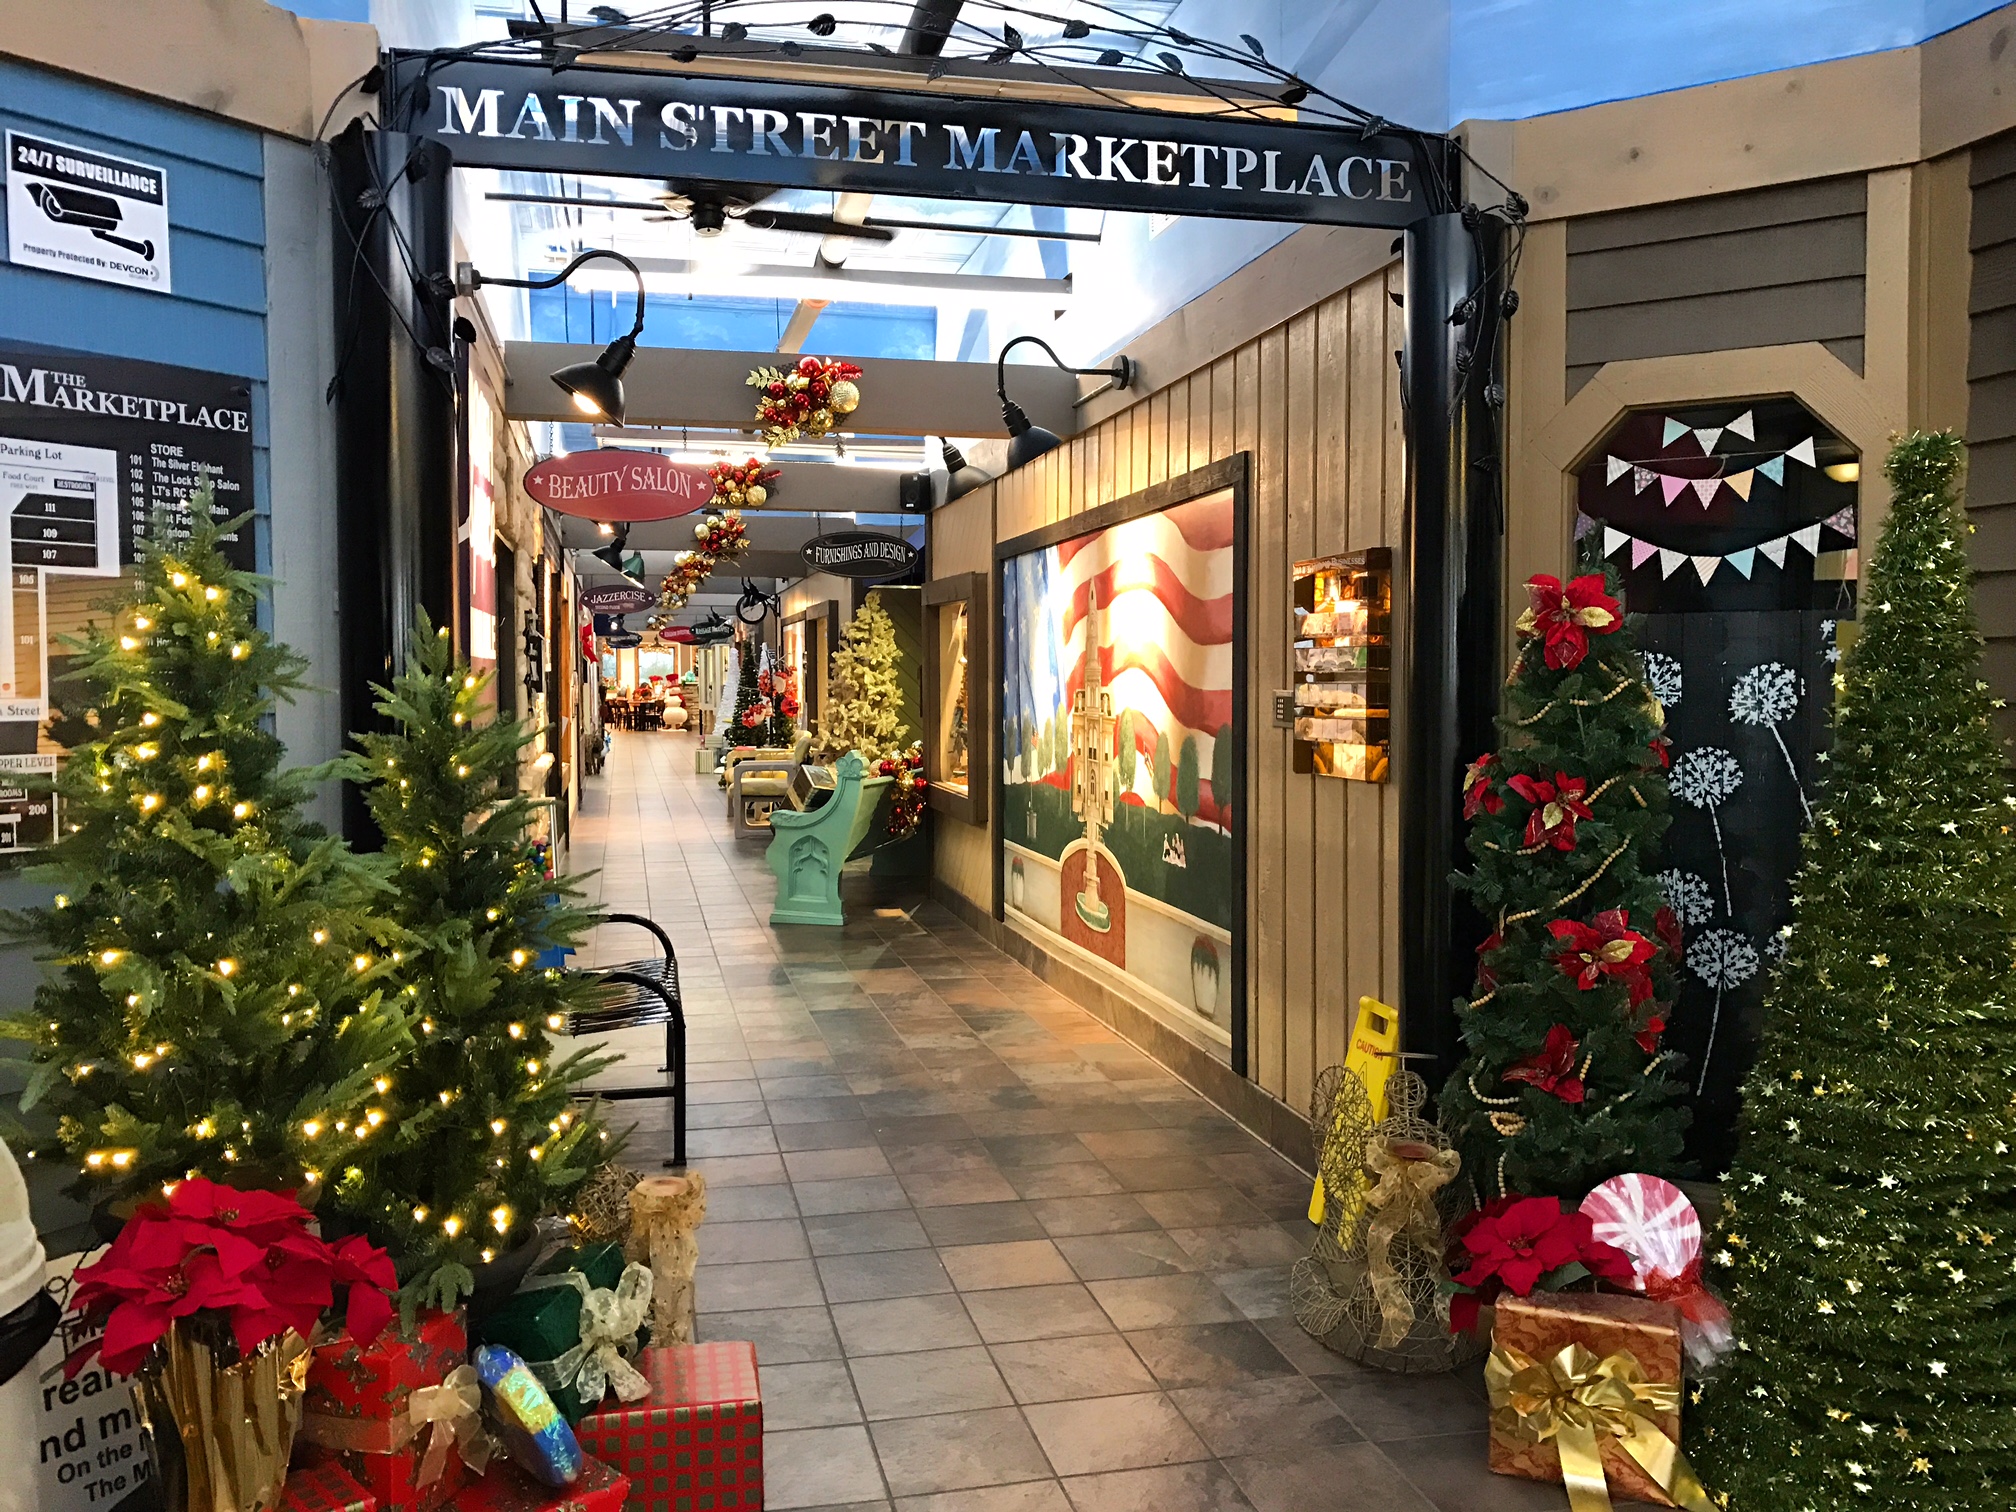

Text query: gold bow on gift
(1362, 1137), (1459, 1348)
(539, 1261), (654, 1407)
(1486, 1343), (1714, 1512)
(408, 1364), (495, 1485)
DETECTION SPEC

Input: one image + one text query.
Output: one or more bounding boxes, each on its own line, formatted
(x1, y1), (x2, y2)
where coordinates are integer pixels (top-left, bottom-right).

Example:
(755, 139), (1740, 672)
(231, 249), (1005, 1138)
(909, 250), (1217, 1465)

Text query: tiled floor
(567, 731), (1551, 1512)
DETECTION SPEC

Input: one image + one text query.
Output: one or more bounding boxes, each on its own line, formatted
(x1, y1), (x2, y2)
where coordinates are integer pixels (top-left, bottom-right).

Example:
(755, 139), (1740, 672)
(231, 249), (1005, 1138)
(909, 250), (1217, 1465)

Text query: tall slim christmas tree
(1439, 560), (1691, 1200)
(729, 638), (768, 743)
(3, 502), (410, 1207)
(338, 618), (614, 1308)
(1692, 433), (2016, 1509)
(820, 592), (907, 761)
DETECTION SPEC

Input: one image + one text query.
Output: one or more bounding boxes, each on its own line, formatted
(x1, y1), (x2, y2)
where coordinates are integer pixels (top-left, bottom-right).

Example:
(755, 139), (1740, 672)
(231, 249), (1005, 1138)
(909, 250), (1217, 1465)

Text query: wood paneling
(926, 260), (1405, 1127)
(1968, 131), (2016, 747)
(1565, 177), (1868, 395)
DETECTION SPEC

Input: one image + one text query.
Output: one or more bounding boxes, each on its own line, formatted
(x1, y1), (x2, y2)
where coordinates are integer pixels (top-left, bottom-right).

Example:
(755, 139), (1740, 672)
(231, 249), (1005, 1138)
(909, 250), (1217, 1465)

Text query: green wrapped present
(471, 1243), (654, 1424)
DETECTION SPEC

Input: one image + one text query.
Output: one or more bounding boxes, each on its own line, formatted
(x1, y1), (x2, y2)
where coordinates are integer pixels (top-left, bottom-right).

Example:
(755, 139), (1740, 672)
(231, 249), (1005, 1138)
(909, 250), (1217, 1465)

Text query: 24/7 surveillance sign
(7, 131), (172, 294)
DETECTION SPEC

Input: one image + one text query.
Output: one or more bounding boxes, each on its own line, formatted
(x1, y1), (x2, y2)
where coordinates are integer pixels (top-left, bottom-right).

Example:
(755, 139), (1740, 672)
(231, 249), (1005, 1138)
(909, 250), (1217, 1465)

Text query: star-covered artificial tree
(1438, 558), (1691, 1201)
(819, 592), (907, 761)
(1692, 432), (2016, 1510)
(2, 500), (410, 1208)
(337, 617), (616, 1309)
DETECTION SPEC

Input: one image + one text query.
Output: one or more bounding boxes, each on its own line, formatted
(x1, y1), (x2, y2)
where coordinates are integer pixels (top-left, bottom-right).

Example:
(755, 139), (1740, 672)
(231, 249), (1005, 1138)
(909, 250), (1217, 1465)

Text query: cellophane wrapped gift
(571, 1344), (762, 1512)
(281, 1459), (379, 1512)
(446, 1454), (630, 1512)
(1488, 1291), (1685, 1507)
(297, 1309), (470, 1512)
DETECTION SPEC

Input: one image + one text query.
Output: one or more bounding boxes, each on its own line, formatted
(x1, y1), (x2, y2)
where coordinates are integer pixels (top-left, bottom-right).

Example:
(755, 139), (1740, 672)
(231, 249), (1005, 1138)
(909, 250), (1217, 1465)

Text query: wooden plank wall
(1565, 176), (1868, 396)
(1967, 131), (2016, 750)
(935, 260), (1406, 1122)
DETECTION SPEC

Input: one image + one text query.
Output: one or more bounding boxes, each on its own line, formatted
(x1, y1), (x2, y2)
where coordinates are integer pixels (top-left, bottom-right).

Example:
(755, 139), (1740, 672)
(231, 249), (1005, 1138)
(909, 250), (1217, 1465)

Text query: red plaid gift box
(572, 1344), (762, 1512)
(283, 1460), (380, 1512)
(298, 1309), (471, 1512)
(448, 1454), (630, 1512)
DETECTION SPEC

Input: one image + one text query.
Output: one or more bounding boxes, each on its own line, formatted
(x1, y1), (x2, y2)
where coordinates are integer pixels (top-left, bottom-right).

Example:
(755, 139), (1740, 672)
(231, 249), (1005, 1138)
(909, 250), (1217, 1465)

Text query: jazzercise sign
(392, 55), (1428, 229)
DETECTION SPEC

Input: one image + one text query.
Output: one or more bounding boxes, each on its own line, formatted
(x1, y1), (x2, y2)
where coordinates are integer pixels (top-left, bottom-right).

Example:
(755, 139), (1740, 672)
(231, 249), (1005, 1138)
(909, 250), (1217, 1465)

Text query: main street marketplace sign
(390, 55), (1427, 228)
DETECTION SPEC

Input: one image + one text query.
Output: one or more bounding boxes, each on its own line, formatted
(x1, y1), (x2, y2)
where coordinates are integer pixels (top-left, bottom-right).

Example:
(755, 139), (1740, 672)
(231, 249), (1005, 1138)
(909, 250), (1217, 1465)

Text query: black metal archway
(326, 3), (1520, 1091)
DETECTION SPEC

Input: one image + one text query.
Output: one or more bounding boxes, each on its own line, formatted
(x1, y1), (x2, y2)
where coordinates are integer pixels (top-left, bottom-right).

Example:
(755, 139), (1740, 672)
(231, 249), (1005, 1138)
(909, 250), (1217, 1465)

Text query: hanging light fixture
(996, 335), (1134, 471)
(457, 249), (648, 425)
(591, 523), (636, 579)
(941, 440), (992, 502)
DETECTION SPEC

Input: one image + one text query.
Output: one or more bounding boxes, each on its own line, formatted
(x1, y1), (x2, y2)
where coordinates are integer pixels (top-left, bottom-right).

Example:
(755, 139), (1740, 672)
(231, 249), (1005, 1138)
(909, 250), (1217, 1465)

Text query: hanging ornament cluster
(708, 457), (779, 510)
(879, 742), (927, 839)
(657, 511), (750, 613)
(746, 356), (864, 446)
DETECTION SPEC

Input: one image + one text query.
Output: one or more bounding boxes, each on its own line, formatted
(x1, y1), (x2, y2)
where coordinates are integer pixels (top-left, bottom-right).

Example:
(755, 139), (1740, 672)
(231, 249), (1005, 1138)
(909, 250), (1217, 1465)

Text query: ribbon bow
(1486, 1343), (1713, 1512)
(540, 1262), (654, 1407)
(1361, 1137), (1460, 1347)
(408, 1364), (494, 1485)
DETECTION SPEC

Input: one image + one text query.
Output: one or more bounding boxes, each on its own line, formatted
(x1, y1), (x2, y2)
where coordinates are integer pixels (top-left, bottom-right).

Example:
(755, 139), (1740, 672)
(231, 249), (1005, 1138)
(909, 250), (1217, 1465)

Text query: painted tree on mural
(1211, 723), (1234, 831)
(1438, 555), (1691, 1202)
(1693, 433), (2016, 1511)
(1176, 735), (1201, 825)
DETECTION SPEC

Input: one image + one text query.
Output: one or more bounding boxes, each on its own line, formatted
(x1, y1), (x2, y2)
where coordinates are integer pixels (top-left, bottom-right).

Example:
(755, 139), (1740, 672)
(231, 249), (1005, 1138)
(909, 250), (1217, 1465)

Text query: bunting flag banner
(1601, 433), (1821, 508)
(1662, 417), (1690, 447)
(1588, 511), (1853, 582)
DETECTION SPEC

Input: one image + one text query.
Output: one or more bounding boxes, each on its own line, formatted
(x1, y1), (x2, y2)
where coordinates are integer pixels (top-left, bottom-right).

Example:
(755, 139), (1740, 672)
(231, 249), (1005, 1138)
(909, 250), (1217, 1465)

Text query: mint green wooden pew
(766, 752), (895, 927)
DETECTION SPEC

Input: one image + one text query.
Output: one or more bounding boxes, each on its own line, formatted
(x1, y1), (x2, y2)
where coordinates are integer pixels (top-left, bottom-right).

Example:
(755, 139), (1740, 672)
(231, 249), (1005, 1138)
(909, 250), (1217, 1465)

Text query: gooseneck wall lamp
(456, 249), (648, 425)
(996, 335), (1135, 471)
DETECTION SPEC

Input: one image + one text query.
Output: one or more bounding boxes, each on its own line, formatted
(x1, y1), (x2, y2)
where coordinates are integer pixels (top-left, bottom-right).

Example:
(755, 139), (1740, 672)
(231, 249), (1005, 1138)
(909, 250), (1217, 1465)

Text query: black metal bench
(564, 913), (686, 1168)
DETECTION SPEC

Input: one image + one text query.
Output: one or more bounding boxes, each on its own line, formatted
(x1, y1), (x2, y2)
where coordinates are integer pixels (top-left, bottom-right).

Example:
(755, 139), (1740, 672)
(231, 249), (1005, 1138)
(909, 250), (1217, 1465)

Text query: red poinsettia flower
(1517, 574), (1623, 671)
(1507, 771), (1592, 851)
(1462, 753), (1503, 820)
(1548, 909), (1656, 1001)
(1654, 906), (1683, 964)
(1648, 735), (1671, 769)
(1475, 931), (1505, 993)
(1447, 1197), (1636, 1336)
(1634, 1014), (1668, 1055)
(1502, 1024), (1586, 1103)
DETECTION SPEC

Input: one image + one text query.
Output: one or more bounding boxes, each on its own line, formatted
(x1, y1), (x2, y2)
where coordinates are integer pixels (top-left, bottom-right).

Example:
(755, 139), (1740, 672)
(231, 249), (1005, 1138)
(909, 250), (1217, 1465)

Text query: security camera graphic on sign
(24, 182), (155, 260)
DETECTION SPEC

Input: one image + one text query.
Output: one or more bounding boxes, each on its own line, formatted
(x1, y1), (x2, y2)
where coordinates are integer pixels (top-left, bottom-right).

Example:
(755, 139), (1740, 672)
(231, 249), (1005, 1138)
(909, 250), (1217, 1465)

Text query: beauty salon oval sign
(524, 448), (713, 521)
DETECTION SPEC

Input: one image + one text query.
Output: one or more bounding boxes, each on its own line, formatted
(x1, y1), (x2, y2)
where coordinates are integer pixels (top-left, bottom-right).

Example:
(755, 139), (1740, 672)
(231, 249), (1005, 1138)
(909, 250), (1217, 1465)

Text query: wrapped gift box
(572, 1344), (761, 1512)
(472, 1242), (642, 1424)
(283, 1460), (380, 1512)
(1489, 1291), (1685, 1507)
(448, 1454), (630, 1512)
(299, 1309), (470, 1512)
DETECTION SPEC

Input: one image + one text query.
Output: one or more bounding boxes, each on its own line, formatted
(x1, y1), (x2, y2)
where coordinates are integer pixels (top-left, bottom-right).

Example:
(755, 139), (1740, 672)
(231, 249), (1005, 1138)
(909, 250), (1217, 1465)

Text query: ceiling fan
(502, 180), (894, 242)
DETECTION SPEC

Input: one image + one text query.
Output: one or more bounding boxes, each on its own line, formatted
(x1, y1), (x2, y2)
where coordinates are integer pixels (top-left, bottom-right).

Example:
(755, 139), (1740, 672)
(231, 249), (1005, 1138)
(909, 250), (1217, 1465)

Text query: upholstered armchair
(724, 730), (814, 835)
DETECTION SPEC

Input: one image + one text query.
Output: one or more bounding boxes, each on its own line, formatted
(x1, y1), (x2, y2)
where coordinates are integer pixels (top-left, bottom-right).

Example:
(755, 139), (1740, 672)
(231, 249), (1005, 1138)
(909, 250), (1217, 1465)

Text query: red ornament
(1517, 573), (1622, 671)
(1502, 1024), (1586, 1103)
(1507, 770), (1592, 851)
(1462, 753), (1503, 820)
(1548, 909), (1657, 1003)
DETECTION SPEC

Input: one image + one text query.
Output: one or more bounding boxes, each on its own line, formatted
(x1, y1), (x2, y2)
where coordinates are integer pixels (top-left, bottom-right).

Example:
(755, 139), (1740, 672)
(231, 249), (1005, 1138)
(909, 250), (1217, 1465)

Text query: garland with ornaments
(746, 355), (863, 446)
(657, 510), (750, 614)
(707, 457), (778, 510)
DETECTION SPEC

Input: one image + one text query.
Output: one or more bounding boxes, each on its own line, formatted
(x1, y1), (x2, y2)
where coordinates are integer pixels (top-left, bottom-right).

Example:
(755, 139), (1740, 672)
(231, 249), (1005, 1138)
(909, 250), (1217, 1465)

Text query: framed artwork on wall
(994, 457), (1248, 1069)
(923, 571), (988, 825)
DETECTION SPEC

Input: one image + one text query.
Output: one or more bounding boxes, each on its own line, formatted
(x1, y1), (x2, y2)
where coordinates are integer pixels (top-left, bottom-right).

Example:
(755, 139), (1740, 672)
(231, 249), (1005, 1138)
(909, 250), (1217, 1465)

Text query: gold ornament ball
(809, 408), (834, 433)
(829, 379), (860, 414)
(745, 484), (767, 508)
(786, 373), (808, 391)
(694, 519), (711, 541)
(728, 487), (745, 503)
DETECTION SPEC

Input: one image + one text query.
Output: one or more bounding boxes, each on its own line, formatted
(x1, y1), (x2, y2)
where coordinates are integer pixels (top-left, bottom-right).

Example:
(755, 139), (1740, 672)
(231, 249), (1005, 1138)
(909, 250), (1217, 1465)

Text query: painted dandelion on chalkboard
(1671, 747), (1743, 916)
(1730, 661), (1811, 823)
(1687, 927), (1760, 1095)
(1643, 652), (1683, 711)
(1657, 868), (1716, 927)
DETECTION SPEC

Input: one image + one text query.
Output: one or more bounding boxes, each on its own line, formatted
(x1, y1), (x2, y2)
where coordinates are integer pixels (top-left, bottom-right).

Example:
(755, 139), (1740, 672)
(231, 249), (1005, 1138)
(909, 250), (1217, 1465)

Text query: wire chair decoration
(1290, 1063), (1484, 1374)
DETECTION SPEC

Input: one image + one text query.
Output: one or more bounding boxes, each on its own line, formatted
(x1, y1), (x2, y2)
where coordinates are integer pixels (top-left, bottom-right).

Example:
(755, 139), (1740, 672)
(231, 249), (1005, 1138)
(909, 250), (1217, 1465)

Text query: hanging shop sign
(7, 131), (172, 293)
(802, 530), (918, 580)
(523, 447), (713, 521)
(580, 583), (659, 614)
(605, 629), (643, 648)
(389, 54), (1430, 229)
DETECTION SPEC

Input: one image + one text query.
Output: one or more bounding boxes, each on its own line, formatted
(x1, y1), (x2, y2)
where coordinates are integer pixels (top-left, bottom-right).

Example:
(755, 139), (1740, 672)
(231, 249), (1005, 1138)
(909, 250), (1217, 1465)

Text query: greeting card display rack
(1291, 548), (1392, 782)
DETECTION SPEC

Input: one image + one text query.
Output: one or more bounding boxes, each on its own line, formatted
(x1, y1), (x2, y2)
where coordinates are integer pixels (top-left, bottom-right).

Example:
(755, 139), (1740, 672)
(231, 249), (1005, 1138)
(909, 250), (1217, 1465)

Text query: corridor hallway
(566, 730), (1520, 1512)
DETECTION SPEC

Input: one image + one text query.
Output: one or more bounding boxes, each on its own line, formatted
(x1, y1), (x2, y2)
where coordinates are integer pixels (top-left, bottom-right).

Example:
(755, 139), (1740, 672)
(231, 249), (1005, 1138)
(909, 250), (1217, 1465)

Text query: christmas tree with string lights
(1438, 554), (1691, 1201)
(819, 592), (908, 761)
(336, 616), (614, 1310)
(1, 497), (411, 1209)
(1692, 432), (2016, 1510)
(728, 638), (769, 744)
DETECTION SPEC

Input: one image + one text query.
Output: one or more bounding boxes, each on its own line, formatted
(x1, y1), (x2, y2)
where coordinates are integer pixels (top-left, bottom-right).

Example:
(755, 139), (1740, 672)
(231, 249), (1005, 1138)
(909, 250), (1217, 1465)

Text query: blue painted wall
(0, 59), (271, 569)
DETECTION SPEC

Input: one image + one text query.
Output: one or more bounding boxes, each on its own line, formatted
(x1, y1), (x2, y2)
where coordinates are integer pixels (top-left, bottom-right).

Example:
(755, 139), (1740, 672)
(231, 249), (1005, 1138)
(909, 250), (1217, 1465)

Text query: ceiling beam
(900, 0), (964, 58)
(553, 256), (1071, 308)
(775, 299), (830, 354)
